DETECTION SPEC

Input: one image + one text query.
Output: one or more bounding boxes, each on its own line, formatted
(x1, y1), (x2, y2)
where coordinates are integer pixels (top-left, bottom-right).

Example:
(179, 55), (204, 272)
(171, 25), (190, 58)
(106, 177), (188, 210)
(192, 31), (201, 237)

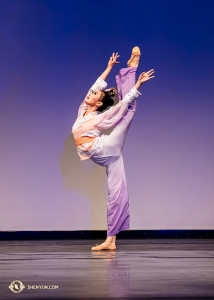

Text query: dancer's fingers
(113, 52), (120, 58)
(146, 71), (154, 77)
(146, 71), (154, 75)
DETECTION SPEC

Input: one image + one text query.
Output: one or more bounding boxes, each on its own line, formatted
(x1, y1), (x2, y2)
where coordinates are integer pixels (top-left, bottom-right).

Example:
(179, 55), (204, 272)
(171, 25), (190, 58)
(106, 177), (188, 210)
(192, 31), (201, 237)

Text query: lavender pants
(90, 67), (137, 236)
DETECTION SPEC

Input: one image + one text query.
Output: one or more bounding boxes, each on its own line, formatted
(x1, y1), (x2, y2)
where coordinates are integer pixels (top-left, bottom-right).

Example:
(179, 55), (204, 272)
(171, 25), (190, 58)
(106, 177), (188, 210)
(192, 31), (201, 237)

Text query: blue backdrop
(0, 0), (214, 230)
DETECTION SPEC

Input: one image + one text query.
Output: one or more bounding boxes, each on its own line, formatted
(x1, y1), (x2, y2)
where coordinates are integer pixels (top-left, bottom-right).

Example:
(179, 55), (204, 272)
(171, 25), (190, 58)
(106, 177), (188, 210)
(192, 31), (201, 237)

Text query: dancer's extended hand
(138, 69), (155, 84)
(107, 52), (120, 68)
(135, 69), (155, 90)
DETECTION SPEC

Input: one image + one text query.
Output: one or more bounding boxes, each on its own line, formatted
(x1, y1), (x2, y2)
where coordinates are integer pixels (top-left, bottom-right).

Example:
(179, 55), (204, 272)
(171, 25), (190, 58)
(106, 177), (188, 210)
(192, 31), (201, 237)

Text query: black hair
(97, 88), (116, 112)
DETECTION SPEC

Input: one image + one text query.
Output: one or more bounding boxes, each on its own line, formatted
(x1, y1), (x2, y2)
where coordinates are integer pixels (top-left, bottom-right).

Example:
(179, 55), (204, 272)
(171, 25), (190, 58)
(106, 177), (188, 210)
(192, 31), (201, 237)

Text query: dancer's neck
(84, 105), (97, 117)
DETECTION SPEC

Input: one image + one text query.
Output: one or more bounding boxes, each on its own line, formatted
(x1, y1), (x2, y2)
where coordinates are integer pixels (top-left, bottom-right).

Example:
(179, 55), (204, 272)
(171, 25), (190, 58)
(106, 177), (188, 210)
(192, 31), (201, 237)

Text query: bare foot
(105, 235), (116, 246)
(91, 241), (116, 251)
(103, 241), (115, 247)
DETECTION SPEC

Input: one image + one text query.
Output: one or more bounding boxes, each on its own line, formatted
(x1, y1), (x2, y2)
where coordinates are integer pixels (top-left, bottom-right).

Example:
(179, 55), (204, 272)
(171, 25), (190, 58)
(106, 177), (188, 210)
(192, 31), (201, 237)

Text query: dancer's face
(84, 90), (104, 109)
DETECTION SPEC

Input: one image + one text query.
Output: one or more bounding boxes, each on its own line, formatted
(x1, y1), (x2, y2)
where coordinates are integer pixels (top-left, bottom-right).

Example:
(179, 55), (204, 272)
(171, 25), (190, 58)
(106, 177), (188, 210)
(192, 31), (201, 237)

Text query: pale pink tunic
(72, 77), (141, 160)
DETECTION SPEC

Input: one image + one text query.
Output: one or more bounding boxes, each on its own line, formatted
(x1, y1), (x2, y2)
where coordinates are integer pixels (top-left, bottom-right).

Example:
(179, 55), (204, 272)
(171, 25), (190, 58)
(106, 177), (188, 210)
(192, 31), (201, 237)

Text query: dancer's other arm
(95, 87), (140, 130)
(95, 69), (155, 130)
(122, 69), (155, 105)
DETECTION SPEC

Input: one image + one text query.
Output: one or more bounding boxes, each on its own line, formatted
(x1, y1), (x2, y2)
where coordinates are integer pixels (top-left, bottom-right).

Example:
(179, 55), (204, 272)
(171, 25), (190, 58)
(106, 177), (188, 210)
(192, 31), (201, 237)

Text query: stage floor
(0, 239), (214, 299)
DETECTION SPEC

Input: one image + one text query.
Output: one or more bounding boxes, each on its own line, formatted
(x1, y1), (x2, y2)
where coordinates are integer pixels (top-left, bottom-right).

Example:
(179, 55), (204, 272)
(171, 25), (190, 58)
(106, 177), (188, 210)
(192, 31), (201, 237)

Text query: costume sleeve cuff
(90, 77), (108, 91)
(123, 87), (142, 104)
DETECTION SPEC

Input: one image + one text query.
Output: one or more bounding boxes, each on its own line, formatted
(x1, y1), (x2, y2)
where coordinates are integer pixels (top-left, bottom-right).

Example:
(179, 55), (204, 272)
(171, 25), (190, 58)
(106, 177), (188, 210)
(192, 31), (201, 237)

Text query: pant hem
(107, 225), (130, 236)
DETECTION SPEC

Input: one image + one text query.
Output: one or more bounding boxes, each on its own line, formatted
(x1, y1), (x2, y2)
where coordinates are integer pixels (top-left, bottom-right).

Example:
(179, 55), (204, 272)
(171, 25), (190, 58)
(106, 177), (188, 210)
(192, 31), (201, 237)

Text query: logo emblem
(9, 280), (25, 293)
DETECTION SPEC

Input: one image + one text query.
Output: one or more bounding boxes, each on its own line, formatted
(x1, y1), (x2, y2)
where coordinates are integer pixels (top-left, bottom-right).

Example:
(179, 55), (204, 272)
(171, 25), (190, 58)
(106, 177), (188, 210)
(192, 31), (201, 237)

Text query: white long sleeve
(94, 87), (141, 130)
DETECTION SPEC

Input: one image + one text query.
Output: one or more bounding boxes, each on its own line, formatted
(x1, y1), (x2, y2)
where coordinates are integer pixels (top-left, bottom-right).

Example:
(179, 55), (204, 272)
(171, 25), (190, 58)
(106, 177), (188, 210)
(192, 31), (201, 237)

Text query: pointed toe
(127, 46), (141, 67)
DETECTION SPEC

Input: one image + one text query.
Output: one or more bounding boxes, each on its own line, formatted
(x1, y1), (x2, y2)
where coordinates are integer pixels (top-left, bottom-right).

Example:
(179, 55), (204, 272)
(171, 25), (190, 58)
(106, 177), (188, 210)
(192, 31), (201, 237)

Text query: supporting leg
(106, 154), (130, 236)
(90, 153), (130, 247)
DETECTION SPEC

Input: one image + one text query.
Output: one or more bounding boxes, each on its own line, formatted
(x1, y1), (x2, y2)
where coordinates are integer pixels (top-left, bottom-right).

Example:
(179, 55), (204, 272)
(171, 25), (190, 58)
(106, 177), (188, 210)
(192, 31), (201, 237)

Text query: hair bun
(105, 88), (117, 100)
(97, 88), (116, 112)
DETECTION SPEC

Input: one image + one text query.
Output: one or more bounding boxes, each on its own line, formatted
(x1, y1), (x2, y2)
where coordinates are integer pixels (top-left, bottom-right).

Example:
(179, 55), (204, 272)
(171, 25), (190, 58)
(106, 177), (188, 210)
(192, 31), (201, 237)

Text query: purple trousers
(90, 67), (137, 236)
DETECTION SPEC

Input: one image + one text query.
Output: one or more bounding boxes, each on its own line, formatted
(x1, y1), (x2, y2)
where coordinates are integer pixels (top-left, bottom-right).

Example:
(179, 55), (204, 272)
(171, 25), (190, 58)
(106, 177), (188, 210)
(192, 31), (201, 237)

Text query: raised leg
(105, 67), (137, 155)
(116, 66), (137, 100)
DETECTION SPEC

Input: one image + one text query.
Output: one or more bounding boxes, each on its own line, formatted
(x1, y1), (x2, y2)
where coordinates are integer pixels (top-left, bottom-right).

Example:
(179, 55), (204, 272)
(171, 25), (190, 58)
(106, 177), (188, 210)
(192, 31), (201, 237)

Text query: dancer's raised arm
(95, 68), (155, 130)
(88, 52), (120, 93)
(100, 52), (120, 81)
(77, 53), (120, 117)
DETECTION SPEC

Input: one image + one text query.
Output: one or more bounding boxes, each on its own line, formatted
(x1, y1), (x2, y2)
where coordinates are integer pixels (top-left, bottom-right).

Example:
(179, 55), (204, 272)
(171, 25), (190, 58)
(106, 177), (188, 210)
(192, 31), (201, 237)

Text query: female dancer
(72, 47), (155, 250)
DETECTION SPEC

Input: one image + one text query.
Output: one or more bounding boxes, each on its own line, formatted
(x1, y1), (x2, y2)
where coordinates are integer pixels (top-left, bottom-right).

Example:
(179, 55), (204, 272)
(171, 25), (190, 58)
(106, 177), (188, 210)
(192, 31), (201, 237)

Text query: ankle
(106, 235), (116, 244)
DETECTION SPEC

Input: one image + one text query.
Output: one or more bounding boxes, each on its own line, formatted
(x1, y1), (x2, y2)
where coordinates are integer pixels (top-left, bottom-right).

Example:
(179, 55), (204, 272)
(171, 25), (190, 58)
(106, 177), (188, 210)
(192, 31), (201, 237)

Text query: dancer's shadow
(59, 134), (107, 229)
(59, 94), (119, 229)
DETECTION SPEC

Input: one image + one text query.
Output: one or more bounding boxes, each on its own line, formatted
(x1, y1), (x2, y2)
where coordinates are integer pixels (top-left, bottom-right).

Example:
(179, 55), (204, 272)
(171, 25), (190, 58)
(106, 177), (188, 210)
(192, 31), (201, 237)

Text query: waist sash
(75, 136), (96, 146)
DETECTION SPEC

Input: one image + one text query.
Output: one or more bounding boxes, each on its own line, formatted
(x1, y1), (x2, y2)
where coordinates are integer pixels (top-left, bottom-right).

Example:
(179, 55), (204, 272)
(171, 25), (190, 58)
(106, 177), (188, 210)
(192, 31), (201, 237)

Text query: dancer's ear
(96, 100), (103, 109)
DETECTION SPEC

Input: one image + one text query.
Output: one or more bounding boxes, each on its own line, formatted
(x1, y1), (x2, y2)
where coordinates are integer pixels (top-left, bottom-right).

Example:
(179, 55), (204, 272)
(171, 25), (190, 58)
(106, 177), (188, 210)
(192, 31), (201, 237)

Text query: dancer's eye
(88, 89), (97, 95)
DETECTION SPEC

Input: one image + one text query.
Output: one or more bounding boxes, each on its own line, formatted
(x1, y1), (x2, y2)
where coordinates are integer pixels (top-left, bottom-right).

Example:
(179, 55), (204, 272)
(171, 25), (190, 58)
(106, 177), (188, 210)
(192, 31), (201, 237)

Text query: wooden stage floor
(0, 239), (214, 299)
